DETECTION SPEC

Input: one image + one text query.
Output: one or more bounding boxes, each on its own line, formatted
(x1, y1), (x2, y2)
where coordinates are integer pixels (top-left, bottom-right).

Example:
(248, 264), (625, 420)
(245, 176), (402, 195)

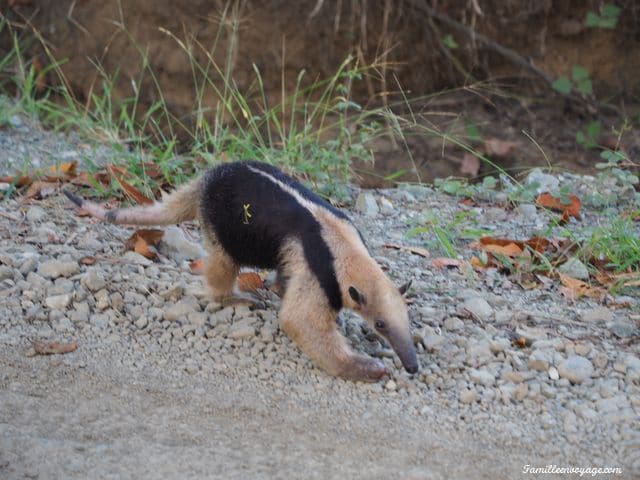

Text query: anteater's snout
(405, 362), (419, 374)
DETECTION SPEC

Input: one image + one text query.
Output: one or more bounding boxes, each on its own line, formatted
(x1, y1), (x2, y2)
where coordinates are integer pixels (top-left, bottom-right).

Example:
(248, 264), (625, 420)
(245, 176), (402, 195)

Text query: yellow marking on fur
(243, 203), (252, 224)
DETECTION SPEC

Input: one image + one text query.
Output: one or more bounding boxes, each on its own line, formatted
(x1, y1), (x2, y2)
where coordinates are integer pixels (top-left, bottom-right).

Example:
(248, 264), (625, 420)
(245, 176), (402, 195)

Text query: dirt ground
(1, 345), (537, 480)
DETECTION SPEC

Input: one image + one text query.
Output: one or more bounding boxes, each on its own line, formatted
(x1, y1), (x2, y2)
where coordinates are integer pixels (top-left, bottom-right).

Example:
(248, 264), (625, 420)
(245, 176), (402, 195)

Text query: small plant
(406, 210), (492, 257)
(576, 120), (602, 149)
(552, 65), (593, 96)
(441, 34), (459, 50)
(585, 4), (621, 29)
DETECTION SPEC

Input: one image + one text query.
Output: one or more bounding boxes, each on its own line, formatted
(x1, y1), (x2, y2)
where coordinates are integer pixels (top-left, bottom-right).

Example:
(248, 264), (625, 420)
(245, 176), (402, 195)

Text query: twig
(411, 1), (553, 85)
(0, 210), (21, 222)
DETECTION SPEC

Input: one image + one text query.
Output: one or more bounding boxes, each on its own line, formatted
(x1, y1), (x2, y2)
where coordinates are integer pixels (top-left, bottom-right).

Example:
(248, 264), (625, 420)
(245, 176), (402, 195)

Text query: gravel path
(0, 118), (639, 479)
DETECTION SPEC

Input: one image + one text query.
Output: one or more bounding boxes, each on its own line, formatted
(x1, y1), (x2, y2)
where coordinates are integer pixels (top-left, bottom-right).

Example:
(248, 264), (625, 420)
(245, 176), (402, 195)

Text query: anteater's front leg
(279, 275), (388, 382)
(203, 239), (263, 308)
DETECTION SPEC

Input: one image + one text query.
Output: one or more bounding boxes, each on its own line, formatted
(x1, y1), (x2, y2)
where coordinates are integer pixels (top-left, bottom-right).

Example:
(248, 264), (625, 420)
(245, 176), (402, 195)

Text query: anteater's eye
(375, 320), (386, 331)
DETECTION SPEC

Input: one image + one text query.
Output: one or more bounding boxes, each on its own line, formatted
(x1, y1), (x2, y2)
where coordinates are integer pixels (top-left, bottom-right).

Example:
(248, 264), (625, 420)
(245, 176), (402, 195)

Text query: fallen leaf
(431, 257), (463, 269)
(25, 181), (58, 199)
(31, 340), (78, 355)
(536, 192), (581, 219)
(559, 274), (606, 301)
(190, 258), (205, 274)
(125, 229), (164, 260)
(79, 256), (97, 265)
(45, 161), (77, 181)
(108, 165), (154, 205)
(460, 152), (481, 176)
(237, 272), (264, 292)
(384, 243), (430, 258)
(0, 175), (32, 187)
(512, 336), (531, 348)
(484, 138), (517, 157)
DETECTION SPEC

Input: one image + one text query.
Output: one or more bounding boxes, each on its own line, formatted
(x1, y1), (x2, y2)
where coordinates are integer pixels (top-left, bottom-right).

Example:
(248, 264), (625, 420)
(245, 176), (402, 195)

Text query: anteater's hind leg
(279, 272), (388, 382)
(203, 240), (263, 308)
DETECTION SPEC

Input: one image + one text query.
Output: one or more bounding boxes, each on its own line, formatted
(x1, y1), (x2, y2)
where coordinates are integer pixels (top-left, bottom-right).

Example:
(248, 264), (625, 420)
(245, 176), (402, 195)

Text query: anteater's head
(344, 273), (419, 375)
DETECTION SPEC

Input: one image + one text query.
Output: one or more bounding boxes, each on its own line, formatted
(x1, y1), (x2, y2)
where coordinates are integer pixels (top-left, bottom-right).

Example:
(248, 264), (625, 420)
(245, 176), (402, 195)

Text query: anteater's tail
(63, 177), (203, 226)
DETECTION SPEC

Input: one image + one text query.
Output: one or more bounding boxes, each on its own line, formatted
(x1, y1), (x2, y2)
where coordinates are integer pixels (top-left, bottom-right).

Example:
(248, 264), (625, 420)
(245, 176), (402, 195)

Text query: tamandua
(63, 161), (419, 381)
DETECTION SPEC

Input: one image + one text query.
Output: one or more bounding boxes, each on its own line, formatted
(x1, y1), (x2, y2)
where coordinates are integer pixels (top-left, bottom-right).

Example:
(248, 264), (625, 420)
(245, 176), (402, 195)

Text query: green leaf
(465, 121), (481, 142)
(587, 120), (601, 138)
(552, 76), (572, 95)
(577, 79), (593, 96)
(602, 4), (621, 19)
(599, 17), (618, 29)
(482, 176), (497, 189)
(585, 11), (601, 27)
(442, 34), (459, 49)
(576, 131), (586, 145)
(571, 65), (590, 82)
(441, 179), (463, 195)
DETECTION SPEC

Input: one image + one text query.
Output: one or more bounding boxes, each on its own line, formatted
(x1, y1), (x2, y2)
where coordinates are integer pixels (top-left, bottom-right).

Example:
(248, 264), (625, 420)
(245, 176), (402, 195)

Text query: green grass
(0, 14), (398, 203)
(581, 214), (640, 273)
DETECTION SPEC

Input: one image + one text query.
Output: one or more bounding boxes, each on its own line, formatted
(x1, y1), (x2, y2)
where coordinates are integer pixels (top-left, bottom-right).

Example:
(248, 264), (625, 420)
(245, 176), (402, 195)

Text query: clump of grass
(0, 12), (394, 203)
(581, 214), (640, 273)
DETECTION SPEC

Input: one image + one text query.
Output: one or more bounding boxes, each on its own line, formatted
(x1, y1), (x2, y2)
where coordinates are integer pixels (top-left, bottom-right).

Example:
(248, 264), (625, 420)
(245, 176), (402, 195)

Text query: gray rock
(557, 257), (590, 280)
(610, 321), (637, 339)
(81, 269), (106, 292)
(444, 317), (464, 331)
(45, 294), (72, 310)
(0, 266), (13, 281)
(528, 349), (552, 372)
(38, 260), (79, 279)
(188, 312), (208, 327)
(378, 197), (394, 215)
(548, 366), (559, 380)
(526, 168), (559, 194)
(384, 379), (397, 392)
(355, 192), (379, 217)
(121, 251), (153, 266)
(461, 297), (493, 321)
(26, 206), (47, 223)
(459, 388), (477, 404)
(423, 335), (445, 352)
(158, 226), (206, 263)
(580, 307), (614, 323)
(468, 368), (495, 386)
(517, 203), (537, 219)
(165, 301), (198, 322)
(19, 255), (39, 275)
(229, 321), (255, 340)
(558, 355), (594, 384)
(135, 315), (149, 329)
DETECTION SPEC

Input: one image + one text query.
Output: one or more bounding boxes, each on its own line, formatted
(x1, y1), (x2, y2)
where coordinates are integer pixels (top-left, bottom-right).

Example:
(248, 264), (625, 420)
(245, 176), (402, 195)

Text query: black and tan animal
(64, 161), (418, 381)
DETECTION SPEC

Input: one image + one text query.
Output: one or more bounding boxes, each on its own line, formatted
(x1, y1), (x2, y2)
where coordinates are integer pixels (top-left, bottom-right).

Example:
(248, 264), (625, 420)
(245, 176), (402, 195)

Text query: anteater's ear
(348, 286), (366, 306)
(398, 279), (412, 297)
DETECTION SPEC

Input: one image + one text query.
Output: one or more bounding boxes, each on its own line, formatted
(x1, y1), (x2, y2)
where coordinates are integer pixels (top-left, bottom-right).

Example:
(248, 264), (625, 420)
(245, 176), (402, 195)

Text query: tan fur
(77, 177), (203, 225)
(278, 240), (387, 381)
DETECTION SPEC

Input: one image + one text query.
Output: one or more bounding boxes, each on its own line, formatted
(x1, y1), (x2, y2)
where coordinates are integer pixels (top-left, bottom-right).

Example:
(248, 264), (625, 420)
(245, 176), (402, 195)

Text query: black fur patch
(200, 161), (351, 311)
(62, 189), (84, 207)
(105, 210), (118, 223)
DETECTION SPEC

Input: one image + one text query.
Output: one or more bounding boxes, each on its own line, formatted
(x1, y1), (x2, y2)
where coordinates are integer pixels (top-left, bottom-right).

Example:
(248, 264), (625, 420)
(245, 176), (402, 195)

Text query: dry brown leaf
(431, 257), (463, 269)
(25, 181), (58, 199)
(460, 152), (481, 176)
(0, 175), (32, 187)
(237, 272), (264, 292)
(384, 243), (430, 258)
(79, 256), (97, 265)
(536, 192), (582, 219)
(190, 258), (205, 274)
(32, 340), (77, 355)
(125, 229), (164, 260)
(45, 161), (77, 181)
(108, 165), (154, 205)
(484, 138), (517, 157)
(559, 274), (606, 301)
